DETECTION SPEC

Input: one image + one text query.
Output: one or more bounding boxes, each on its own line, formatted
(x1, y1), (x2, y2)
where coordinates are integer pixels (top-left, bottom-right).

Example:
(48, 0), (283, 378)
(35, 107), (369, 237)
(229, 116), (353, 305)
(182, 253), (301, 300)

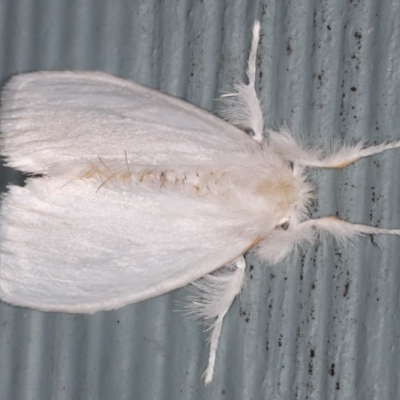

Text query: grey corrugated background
(0, 1), (400, 399)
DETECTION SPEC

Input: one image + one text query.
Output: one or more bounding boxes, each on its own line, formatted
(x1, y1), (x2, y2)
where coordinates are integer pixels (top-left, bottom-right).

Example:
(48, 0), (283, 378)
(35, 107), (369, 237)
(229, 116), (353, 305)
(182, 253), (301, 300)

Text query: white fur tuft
(219, 20), (264, 142)
(185, 257), (246, 384)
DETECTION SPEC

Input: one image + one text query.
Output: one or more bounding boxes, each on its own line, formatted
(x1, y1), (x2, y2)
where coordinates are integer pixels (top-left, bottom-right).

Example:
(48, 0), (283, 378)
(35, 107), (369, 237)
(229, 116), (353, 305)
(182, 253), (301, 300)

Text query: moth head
(276, 160), (314, 231)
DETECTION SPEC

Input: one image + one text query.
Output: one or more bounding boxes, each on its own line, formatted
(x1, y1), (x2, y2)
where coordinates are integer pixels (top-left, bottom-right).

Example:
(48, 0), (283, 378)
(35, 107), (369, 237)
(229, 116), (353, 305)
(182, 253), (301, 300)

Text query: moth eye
(289, 161), (294, 171)
(243, 127), (255, 137)
(280, 221), (290, 230)
(276, 217), (290, 230)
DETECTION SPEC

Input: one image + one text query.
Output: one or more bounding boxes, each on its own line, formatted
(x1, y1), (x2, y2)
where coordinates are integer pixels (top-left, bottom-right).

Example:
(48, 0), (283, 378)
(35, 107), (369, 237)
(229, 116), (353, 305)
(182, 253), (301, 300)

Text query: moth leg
(256, 216), (400, 263)
(269, 127), (400, 169)
(203, 256), (246, 384)
(186, 256), (246, 384)
(219, 21), (264, 143)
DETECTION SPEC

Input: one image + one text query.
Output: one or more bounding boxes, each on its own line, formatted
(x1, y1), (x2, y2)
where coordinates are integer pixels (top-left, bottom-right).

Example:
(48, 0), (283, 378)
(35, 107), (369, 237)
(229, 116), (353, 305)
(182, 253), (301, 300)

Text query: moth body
(85, 150), (311, 233)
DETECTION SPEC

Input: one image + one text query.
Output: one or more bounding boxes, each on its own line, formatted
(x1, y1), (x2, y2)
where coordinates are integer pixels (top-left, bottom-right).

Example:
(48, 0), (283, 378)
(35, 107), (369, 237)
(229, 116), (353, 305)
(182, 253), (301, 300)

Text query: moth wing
(0, 71), (258, 175)
(0, 178), (258, 312)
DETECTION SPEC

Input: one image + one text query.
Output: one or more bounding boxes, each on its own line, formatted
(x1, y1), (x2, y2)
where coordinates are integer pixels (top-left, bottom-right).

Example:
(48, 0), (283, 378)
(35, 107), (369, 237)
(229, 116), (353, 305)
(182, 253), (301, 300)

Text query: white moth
(1, 21), (400, 384)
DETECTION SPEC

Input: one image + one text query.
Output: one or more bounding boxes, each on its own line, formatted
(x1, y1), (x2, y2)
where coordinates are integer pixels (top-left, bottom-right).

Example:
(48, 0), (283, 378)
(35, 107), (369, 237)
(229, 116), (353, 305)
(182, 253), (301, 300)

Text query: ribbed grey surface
(1, 1), (400, 399)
